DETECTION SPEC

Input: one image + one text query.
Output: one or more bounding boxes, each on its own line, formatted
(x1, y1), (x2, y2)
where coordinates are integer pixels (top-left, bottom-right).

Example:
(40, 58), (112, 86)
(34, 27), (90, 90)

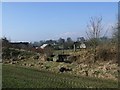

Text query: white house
(80, 43), (86, 49)
(40, 44), (48, 49)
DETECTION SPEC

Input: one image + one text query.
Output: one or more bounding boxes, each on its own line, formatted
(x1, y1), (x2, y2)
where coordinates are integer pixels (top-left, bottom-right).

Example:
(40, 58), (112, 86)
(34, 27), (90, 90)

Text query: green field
(2, 64), (118, 88)
(0, 63), (2, 89)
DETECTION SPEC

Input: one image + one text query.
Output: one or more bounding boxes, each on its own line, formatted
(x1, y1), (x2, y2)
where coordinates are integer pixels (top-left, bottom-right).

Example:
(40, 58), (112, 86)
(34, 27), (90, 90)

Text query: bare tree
(86, 16), (103, 63)
(112, 19), (120, 44)
(110, 16), (120, 64)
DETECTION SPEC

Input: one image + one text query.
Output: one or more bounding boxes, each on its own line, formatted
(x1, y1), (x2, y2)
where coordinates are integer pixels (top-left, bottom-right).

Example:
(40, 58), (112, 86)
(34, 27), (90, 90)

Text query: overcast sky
(2, 2), (118, 42)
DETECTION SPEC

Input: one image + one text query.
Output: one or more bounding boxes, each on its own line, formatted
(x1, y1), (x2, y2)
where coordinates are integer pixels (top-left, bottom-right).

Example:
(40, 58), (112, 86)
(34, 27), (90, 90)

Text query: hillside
(2, 47), (118, 88)
(2, 48), (118, 81)
(2, 64), (118, 88)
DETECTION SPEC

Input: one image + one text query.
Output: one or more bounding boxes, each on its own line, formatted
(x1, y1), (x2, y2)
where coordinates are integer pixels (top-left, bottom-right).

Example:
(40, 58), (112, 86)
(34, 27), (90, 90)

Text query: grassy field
(2, 64), (118, 88)
(0, 63), (2, 89)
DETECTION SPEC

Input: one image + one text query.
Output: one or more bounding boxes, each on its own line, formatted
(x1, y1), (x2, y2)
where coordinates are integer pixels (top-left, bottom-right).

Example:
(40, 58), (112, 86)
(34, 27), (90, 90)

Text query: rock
(59, 67), (72, 73)
(84, 70), (89, 76)
(10, 62), (13, 64)
(23, 63), (27, 66)
(30, 64), (34, 66)
(11, 57), (17, 61)
(10, 62), (16, 64)
(93, 70), (100, 77)
(41, 65), (44, 68)
(59, 67), (66, 72)
(53, 55), (58, 62)
(106, 66), (111, 70)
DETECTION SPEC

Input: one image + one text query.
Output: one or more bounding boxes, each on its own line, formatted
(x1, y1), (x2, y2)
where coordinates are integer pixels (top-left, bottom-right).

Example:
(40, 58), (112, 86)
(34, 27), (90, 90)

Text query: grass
(2, 64), (118, 88)
(0, 63), (2, 89)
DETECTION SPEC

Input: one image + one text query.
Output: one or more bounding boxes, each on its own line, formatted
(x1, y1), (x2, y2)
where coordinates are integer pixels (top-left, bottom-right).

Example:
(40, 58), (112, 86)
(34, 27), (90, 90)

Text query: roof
(40, 44), (48, 49)
(10, 42), (29, 45)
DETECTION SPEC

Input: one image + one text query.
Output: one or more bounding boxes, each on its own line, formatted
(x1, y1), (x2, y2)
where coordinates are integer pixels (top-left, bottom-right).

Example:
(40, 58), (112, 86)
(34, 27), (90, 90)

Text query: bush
(2, 48), (11, 59)
(97, 49), (109, 61)
(65, 56), (77, 63)
(47, 57), (53, 61)
(2, 48), (35, 61)
(33, 55), (39, 60)
(11, 49), (20, 57)
(97, 46), (117, 61)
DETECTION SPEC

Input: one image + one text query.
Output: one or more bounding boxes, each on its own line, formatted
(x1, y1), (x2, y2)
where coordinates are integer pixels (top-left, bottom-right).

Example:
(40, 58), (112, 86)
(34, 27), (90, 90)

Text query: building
(40, 44), (48, 49)
(80, 43), (86, 49)
(10, 42), (30, 49)
(73, 42), (86, 51)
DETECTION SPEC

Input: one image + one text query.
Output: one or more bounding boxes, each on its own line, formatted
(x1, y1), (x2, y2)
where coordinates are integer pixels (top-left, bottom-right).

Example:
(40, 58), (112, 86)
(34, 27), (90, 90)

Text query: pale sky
(2, 2), (118, 42)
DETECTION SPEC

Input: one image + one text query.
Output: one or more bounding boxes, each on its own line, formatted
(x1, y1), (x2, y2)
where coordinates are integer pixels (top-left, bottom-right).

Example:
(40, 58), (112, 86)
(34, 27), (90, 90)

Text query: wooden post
(73, 43), (76, 52)
(73, 42), (77, 51)
(61, 44), (64, 54)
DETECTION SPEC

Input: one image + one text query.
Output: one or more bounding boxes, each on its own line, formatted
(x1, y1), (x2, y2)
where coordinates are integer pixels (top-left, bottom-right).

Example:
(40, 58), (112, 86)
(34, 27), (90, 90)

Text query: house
(80, 43), (86, 49)
(73, 42), (86, 51)
(40, 44), (48, 49)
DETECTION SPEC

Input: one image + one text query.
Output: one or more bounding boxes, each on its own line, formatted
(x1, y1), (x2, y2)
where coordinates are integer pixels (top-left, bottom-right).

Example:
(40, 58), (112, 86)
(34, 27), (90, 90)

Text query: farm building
(80, 43), (86, 49)
(73, 42), (86, 51)
(40, 44), (48, 49)
(10, 42), (30, 49)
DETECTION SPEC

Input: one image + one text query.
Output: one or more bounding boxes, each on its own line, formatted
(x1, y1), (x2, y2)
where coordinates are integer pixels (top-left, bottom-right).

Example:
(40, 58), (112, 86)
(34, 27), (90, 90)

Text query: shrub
(45, 65), (50, 69)
(96, 45), (117, 61)
(2, 48), (11, 59)
(47, 57), (53, 61)
(97, 49), (109, 61)
(65, 56), (77, 63)
(33, 55), (39, 60)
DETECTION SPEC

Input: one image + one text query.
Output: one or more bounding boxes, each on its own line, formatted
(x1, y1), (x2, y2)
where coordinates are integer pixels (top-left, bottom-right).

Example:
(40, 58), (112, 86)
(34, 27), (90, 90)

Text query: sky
(2, 2), (118, 42)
